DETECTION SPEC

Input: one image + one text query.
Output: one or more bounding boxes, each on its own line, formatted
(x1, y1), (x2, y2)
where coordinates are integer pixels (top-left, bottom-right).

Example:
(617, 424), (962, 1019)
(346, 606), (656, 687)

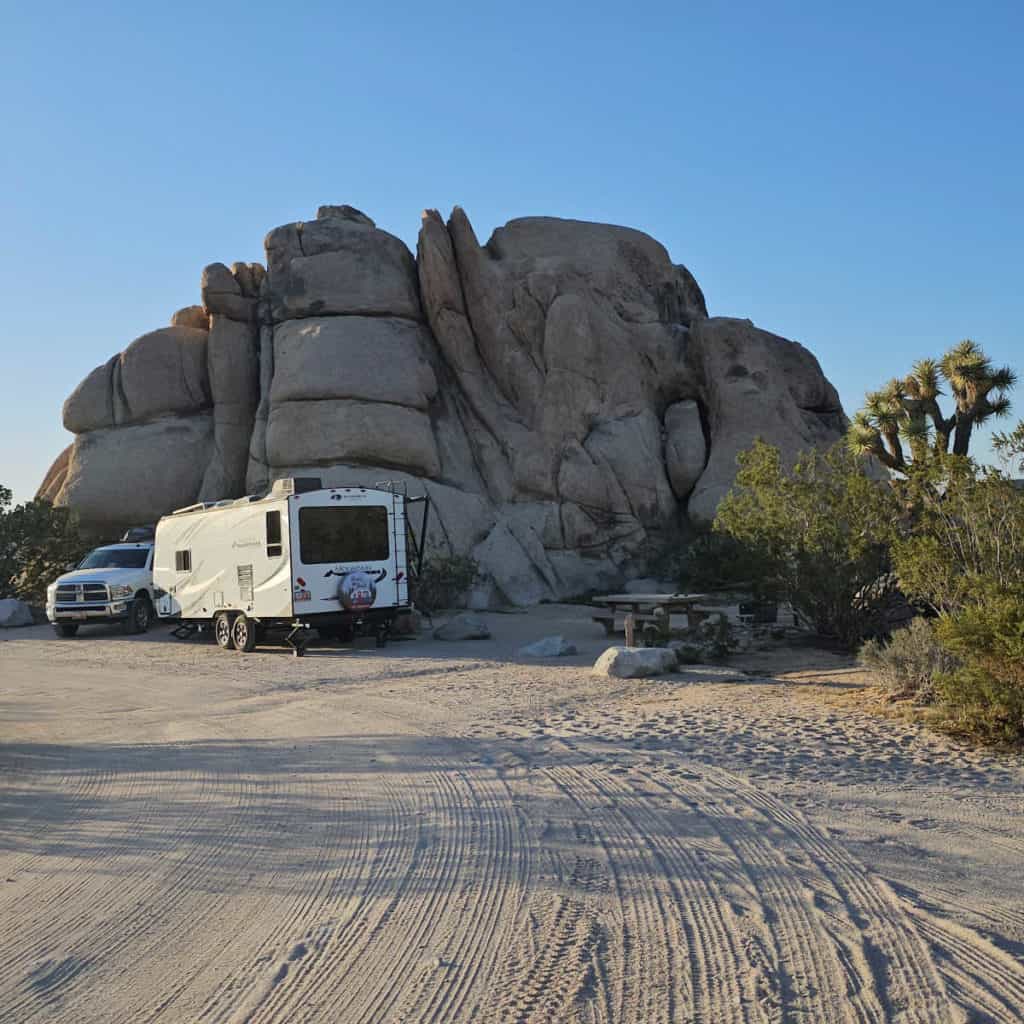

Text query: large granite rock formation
(39, 204), (846, 604)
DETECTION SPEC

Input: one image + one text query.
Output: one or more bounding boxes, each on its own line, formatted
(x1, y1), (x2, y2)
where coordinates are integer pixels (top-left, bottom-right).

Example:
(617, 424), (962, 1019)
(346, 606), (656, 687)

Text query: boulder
(518, 635), (577, 657)
(37, 444), (72, 503)
(266, 400), (440, 478)
(686, 318), (845, 524)
(58, 415), (214, 528)
(265, 214), (422, 322)
(664, 400), (707, 499)
(171, 305), (210, 330)
(624, 577), (673, 594)
(44, 203), (847, 584)
(201, 262), (258, 322)
(391, 609), (422, 636)
(198, 316), (259, 501)
(0, 599), (33, 628)
(63, 327), (210, 433)
(270, 317), (438, 409)
(433, 613), (491, 641)
(472, 522), (555, 607)
(592, 646), (678, 678)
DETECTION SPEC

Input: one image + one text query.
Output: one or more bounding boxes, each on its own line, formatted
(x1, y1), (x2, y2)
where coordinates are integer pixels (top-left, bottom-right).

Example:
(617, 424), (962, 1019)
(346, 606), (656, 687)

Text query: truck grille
(56, 582), (109, 603)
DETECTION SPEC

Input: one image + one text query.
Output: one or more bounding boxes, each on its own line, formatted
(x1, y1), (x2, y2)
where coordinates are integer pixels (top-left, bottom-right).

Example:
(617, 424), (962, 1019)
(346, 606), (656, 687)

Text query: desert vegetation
(705, 342), (1023, 744)
(0, 484), (87, 606)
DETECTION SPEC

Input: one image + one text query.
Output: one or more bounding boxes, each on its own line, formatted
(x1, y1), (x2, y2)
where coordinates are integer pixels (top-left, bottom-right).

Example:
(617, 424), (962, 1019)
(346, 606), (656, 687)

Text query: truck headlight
(109, 584), (133, 600)
(47, 583), (57, 601)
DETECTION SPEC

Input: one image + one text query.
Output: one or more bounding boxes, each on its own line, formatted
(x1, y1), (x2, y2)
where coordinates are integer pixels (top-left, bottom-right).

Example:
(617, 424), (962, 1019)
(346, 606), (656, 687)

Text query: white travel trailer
(153, 478), (426, 655)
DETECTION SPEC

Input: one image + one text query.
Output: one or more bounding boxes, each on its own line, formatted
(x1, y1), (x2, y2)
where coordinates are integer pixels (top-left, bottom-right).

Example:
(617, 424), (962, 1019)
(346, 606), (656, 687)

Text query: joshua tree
(848, 340), (1016, 472)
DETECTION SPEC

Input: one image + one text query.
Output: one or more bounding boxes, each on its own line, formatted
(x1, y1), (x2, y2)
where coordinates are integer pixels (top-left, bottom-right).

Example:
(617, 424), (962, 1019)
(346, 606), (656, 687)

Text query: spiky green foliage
(0, 485), (89, 605)
(893, 461), (1024, 614)
(713, 441), (901, 648)
(934, 590), (1024, 744)
(848, 339), (1015, 471)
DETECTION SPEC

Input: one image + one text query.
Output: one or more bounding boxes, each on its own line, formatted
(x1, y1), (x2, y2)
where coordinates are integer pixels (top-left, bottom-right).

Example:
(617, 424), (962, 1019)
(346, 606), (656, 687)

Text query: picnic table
(590, 593), (710, 636)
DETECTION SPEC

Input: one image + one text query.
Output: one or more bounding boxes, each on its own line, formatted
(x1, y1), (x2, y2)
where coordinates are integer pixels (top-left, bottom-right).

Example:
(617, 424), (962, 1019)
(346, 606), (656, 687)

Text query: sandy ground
(1, 605), (1023, 1023)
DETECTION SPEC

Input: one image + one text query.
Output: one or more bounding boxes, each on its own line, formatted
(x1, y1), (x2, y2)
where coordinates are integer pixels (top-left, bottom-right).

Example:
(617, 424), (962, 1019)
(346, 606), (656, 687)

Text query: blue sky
(2, 0), (1021, 502)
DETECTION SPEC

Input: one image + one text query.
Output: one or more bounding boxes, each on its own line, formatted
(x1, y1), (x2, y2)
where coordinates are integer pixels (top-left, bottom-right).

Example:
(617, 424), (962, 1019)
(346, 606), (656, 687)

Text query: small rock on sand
(592, 646), (677, 678)
(0, 599), (33, 628)
(518, 635), (577, 657)
(433, 613), (491, 641)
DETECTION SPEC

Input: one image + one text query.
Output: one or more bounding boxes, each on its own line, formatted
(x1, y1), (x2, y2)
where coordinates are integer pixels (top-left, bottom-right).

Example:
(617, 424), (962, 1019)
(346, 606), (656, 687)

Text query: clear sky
(2, 0), (1021, 503)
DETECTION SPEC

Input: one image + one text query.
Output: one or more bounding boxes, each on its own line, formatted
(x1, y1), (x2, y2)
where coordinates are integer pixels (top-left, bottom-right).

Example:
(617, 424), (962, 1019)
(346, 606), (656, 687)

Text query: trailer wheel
(232, 613), (257, 653)
(214, 611), (235, 650)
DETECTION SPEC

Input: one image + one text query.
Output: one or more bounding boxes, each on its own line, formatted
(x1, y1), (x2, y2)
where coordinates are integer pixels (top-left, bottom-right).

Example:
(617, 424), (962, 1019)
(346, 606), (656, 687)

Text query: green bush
(858, 617), (956, 703)
(933, 590), (1024, 744)
(892, 461), (1024, 614)
(670, 530), (782, 601)
(0, 485), (88, 606)
(411, 553), (479, 613)
(712, 440), (901, 648)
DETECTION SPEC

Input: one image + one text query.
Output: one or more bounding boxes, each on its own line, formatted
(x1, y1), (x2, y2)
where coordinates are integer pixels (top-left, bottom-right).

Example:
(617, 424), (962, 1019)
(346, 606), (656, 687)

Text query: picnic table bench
(590, 593), (711, 636)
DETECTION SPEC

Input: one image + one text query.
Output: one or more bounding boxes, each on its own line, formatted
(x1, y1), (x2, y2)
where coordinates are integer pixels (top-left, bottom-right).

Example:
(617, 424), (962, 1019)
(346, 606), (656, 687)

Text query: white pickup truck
(46, 542), (156, 637)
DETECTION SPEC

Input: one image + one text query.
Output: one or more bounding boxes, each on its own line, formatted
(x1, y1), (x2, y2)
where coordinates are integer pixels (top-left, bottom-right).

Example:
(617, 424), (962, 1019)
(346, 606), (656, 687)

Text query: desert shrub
(892, 461), (1024, 614)
(858, 617), (956, 703)
(411, 552), (479, 613)
(713, 440), (901, 648)
(884, 462), (1024, 743)
(672, 530), (782, 601)
(932, 590), (1024, 744)
(0, 485), (88, 605)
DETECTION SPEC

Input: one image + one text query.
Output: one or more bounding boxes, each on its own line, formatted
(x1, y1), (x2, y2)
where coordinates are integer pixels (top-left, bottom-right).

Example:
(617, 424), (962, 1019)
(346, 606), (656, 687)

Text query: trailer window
(175, 550), (192, 572)
(266, 511), (282, 557)
(299, 507), (389, 564)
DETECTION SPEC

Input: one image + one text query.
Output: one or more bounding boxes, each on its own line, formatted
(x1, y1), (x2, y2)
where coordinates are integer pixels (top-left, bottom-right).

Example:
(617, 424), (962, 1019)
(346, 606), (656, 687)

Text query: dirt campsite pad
(2, 606), (1023, 1022)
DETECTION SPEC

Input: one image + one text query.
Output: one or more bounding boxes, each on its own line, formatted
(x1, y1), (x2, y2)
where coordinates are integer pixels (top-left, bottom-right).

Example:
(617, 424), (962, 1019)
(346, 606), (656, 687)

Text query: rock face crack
(42, 204), (847, 599)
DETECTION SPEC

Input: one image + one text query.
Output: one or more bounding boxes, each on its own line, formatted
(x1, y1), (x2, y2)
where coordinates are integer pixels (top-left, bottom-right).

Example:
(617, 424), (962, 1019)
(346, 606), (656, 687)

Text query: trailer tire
(232, 613), (257, 653)
(214, 611), (235, 650)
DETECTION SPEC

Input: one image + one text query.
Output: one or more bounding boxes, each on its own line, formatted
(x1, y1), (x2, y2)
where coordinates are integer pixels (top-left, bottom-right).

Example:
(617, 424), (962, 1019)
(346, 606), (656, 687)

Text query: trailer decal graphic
(322, 567), (388, 583)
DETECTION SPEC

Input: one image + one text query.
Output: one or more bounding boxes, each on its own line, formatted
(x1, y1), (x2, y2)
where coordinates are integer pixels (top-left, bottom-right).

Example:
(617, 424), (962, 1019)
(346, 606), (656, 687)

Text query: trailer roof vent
(271, 476), (323, 497)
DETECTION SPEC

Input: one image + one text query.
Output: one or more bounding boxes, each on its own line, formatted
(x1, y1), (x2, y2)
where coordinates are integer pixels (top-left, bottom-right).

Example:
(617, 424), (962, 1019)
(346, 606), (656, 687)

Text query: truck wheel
(232, 613), (257, 653)
(54, 623), (79, 638)
(124, 595), (152, 635)
(214, 611), (235, 650)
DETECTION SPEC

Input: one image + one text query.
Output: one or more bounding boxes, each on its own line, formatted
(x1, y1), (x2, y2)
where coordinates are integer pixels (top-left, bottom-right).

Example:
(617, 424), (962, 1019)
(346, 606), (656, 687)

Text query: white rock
(433, 613), (491, 641)
(472, 522), (555, 607)
(0, 599), (33, 628)
(664, 400), (707, 499)
(592, 646), (677, 678)
(266, 400), (440, 478)
(271, 317), (438, 410)
(518, 635), (577, 657)
(57, 415), (215, 530)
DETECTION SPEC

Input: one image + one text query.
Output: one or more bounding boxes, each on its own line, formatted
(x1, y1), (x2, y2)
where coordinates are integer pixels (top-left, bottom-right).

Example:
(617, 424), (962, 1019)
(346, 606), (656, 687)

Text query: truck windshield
(299, 507), (389, 564)
(78, 548), (150, 569)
